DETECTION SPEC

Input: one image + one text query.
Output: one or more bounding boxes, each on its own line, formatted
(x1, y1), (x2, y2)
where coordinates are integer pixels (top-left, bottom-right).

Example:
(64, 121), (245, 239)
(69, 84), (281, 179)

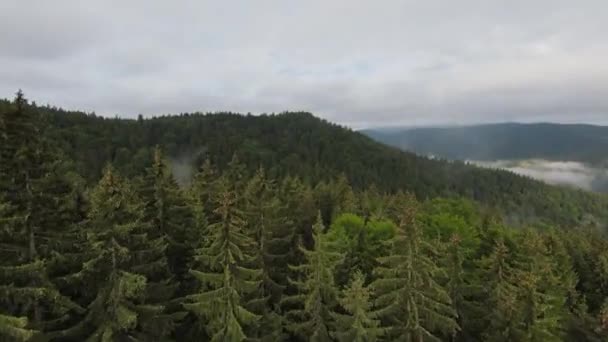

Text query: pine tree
(190, 158), (218, 224)
(514, 231), (568, 341)
(278, 176), (316, 264)
(332, 271), (383, 342)
(0, 198), (36, 341)
(479, 238), (522, 342)
(183, 179), (261, 342)
(0, 91), (83, 338)
(138, 146), (196, 290)
(372, 194), (458, 341)
(282, 213), (343, 342)
(243, 168), (293, 340)
(441, 234), (484, 341)
(52, 166), (175, 340)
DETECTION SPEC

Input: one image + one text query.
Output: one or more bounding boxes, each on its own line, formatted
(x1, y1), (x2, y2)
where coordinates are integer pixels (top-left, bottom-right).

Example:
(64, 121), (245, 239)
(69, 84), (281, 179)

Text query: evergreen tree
(138, 147), (196, 289)
(278, 176), (316, 262)
(514, 231), (568, 341)
(189, 158), (218, 224)
(332, 271), (383, 342)
(52, 166), (175, 341)
(243, 168), (293, 340)
(441, 234), (484, 341)
(282, 213), (343, 342)
(0, 91), (83, 338)
(183, 179), (261, 342)
(479, 238), (522, 341)
(372, 194), (458, 341)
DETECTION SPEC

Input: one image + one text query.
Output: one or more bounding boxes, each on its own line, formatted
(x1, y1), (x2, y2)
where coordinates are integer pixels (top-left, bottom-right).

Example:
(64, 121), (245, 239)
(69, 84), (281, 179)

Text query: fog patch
(168, 147), (207, 186)
(471, 159), (608, 192)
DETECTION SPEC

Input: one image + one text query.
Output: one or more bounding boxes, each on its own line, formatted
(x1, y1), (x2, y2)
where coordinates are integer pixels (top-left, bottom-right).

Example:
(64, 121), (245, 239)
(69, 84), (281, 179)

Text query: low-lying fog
(470, 159), (608, 192)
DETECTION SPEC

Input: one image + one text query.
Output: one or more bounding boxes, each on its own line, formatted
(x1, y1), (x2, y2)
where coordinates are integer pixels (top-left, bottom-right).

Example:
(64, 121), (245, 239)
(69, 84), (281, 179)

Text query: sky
(1, 0), (607, 128)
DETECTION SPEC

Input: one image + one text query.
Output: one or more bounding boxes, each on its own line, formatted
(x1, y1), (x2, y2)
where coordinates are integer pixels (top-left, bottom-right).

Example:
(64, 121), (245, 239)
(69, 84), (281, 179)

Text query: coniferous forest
(2, 92), (608, 341)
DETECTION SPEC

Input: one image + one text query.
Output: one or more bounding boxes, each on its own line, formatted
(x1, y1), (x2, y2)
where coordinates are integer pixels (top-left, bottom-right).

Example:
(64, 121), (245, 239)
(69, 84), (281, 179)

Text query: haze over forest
(2, 1), (608, 341)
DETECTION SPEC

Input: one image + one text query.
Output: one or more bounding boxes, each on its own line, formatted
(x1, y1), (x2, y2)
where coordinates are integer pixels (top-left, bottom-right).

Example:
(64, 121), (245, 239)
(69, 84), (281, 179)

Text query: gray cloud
(1, 0), (607, 127)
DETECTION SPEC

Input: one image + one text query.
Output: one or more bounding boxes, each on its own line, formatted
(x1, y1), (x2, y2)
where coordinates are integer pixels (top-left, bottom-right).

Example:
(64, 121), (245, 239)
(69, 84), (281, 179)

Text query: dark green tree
(479, 238), (522, 342)
(0, 91), (83, 338)
(372, 194), (458, 341)
(332, 271), (383, 342)
(282, 213), (343, 342)
(138, 147), (196, 289)
(514, 231), (568, 341)
(183, 180), (261, 342)
(52, 166), (175, 341)
(243, 168), (293, 340)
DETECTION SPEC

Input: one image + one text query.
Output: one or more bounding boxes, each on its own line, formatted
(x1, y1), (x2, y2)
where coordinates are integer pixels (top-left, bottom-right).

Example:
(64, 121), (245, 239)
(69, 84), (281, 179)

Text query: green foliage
(137, 147), (196, 290)
(184, 181), (261, 342)
(29, 101), (608, 227)
(3, 94), (608, 341)
(52, 166), (174, 341)
(0, 314), (34, 341)
(326, 213), (395, 286)
(372, 194), (458, 341)
(283, 213), (343, 341)
(332, 271), (383, 342)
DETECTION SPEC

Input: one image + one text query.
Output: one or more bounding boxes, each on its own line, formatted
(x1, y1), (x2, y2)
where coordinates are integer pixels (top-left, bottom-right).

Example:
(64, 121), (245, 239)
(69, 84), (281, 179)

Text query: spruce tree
(243, 168), (293, 340)
(332, 271), (383, 342)
(0, 91), (83, 338)
(278, 176), (316, 264)
(282, 213), (343, 342)
(138, 147), (196, 290)
(440, 234), (484, 341)
(372, 194), (458, 341)
(514, 231), (568, 341)
(52, 166), (174, 340)
(183, 179), (261, 342)
(189, 158), (218, 225)
(479, 238), (522, 341)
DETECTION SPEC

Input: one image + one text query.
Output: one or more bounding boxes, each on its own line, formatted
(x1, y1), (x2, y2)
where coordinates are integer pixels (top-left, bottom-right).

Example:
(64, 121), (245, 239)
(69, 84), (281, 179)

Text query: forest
(1, 92), (608, 341)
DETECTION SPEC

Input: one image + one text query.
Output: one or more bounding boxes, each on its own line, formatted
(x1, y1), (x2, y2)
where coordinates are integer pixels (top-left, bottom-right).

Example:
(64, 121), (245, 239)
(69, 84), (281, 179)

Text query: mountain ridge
(363, 122), (608, 165)
(2, 98), (607, 227)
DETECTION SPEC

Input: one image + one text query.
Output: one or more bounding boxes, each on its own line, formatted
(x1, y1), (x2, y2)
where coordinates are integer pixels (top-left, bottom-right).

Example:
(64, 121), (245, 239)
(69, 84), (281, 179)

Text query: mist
(167, 147), (208, 186)
(471, 159), (608, 192)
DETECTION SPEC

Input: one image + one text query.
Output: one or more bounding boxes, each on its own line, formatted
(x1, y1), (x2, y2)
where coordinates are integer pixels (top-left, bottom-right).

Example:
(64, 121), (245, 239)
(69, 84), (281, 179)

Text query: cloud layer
(1, 0), (607, 127)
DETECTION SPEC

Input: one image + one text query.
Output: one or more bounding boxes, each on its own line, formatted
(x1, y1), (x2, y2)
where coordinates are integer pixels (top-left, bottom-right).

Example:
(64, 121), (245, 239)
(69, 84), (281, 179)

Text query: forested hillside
(3, 99), (607, 227)
(2, 93), (608, 341)
(364, 123), (608, 165)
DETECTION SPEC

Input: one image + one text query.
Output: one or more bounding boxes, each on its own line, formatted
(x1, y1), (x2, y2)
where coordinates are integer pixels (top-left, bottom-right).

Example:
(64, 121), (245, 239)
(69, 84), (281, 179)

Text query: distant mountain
(363, 123), (608, 165)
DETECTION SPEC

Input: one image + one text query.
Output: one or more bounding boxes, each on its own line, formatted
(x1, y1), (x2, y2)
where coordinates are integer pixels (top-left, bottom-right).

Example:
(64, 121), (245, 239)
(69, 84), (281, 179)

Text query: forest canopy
(1, 92), (608, 341)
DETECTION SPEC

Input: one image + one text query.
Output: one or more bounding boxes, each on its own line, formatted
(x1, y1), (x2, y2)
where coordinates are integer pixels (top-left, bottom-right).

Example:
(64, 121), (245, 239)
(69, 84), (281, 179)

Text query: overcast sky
(1, 1), (607, 127)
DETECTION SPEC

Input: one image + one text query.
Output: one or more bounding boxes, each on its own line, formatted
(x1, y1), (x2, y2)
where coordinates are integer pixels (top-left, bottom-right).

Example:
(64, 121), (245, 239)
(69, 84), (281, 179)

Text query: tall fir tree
(52, 166), (176, 341)
(372, 194), (458, 341)
(243, 168), (293, 340)
(513, 231), (568, 341)
(0, 91), (83, 338)
(332, 271), (383, 342)
(183, 179), (261, 342)
(138, 147), (197, 291)
(440, 234), (484, 342)
(478, 238), (522, 342)
(282, 213), (343, 342)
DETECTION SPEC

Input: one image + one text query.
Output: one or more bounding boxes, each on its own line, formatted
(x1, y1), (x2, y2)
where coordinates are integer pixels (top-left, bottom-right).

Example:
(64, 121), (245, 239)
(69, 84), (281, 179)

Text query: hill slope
(3, 99), (607, 226)
(363, 123), (608, 165)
